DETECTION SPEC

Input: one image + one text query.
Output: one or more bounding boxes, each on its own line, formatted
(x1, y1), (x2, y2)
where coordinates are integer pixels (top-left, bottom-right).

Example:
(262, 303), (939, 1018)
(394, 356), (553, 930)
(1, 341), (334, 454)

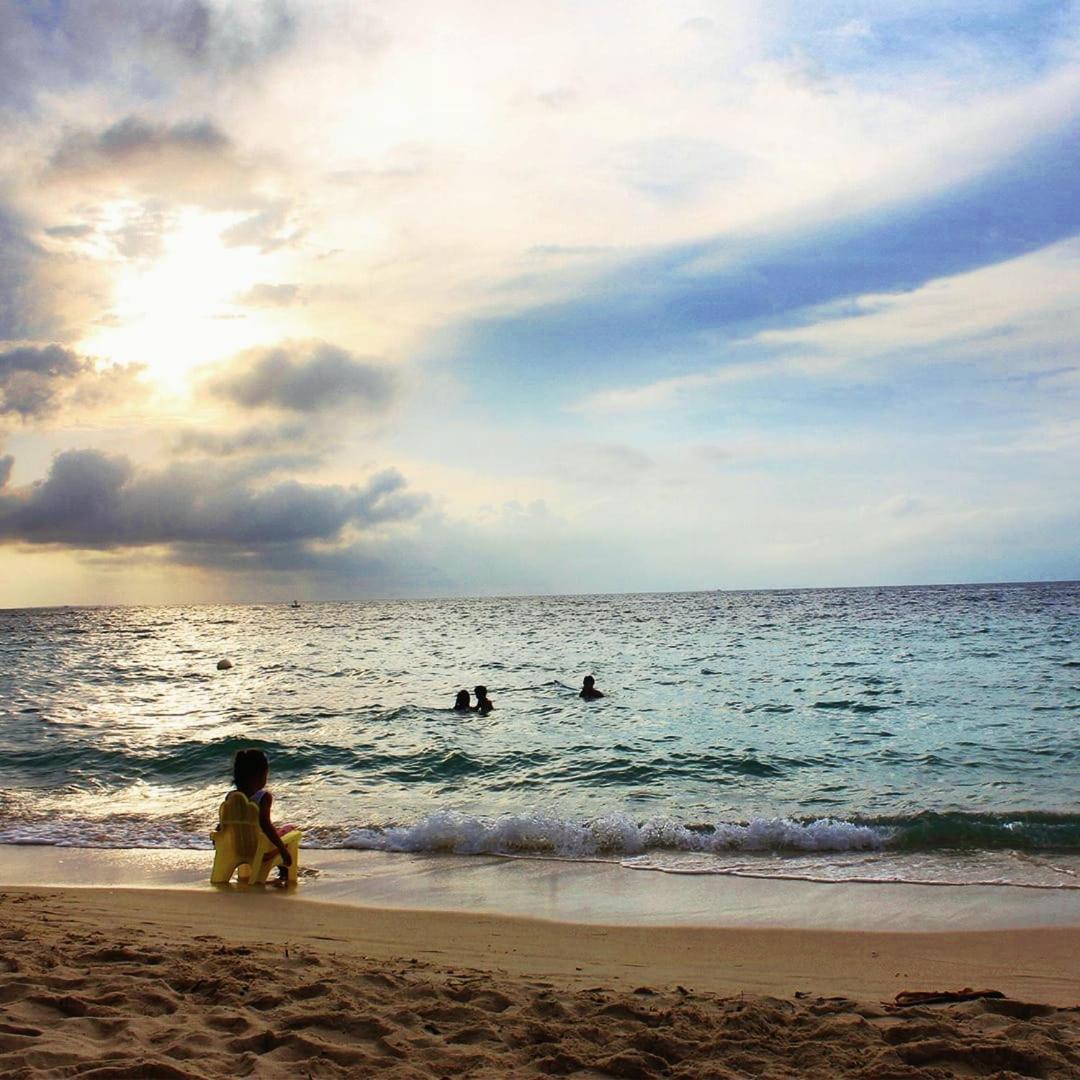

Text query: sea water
(1, 583), (1078, 889)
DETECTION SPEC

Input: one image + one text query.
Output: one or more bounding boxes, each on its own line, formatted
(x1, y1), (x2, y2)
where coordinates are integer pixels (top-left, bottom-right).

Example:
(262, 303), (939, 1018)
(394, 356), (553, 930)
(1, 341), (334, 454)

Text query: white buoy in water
(217, 658), (233, 670)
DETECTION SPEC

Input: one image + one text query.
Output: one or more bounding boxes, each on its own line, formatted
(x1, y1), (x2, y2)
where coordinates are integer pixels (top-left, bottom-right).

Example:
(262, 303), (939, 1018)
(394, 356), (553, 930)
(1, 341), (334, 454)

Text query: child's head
(454, 689), (470, 709)
(233, 748), (269, 791)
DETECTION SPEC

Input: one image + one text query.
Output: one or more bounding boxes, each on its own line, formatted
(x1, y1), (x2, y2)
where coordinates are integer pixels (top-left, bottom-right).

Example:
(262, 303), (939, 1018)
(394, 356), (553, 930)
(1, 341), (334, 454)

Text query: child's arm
(257, 792), (292, 866)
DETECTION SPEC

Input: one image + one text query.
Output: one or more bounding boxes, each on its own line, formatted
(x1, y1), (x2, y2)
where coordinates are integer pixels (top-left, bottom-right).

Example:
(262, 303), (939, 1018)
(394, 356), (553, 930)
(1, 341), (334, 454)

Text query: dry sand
(1, 886), (1078, 1078)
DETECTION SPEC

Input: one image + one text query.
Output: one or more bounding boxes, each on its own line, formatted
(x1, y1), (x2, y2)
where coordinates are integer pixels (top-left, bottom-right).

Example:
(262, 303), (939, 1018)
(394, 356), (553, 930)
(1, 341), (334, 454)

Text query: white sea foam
(0, 819), (207, 849)
(3, 811), (1079, 889)
(0, 811), (885, 853)
(341, 811), (888, 856)
(622, 850), (1080, 890)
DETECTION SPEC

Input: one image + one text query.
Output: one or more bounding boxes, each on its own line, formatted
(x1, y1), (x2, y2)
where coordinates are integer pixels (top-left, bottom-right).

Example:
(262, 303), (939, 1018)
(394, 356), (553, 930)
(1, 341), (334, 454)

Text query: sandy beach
(1, 881), (1078, 1079)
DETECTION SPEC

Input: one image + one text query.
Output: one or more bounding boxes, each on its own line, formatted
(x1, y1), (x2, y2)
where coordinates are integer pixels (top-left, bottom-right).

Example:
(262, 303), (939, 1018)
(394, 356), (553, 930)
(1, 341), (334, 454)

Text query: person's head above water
(580, 674), (604, 700)
(474, 685), (488, 699)
(233, 747), (269, 793)
(453, 689), (471, 711)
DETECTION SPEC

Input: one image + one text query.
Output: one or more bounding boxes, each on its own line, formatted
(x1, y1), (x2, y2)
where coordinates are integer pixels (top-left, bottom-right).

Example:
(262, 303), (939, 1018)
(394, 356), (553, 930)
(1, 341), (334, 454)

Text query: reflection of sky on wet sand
(1, 848), (1077, 933)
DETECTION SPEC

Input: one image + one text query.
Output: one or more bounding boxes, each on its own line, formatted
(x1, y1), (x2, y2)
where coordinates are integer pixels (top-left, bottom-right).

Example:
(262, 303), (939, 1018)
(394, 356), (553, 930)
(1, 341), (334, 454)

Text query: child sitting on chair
(233, 748), (296, 882)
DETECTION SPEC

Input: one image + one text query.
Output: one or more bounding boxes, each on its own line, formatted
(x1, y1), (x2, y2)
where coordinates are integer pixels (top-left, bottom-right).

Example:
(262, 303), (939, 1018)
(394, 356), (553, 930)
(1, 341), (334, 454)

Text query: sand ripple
(1, 892), (1078, 1078)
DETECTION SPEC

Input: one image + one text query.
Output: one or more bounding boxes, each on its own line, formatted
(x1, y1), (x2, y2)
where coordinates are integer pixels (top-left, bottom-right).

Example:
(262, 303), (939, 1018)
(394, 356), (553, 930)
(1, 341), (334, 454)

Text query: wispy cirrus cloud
(451, 113), (1080, 412)
(580, 236), (1080, 413)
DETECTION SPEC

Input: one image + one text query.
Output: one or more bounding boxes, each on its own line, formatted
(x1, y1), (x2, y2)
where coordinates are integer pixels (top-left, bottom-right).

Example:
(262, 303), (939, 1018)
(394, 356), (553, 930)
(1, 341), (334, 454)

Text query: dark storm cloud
(50, 115), (231, 174)
(209, 344), (397, 415)
(0, 449), (427, 553)
(0, 345), (88, 418)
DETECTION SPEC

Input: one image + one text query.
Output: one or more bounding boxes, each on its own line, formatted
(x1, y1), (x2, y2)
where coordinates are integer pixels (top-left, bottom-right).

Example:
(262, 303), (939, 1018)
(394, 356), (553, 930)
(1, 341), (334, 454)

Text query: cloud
(44, 115), (254, 209)
(444, 112), (1080, 411)
(207, 342), (397, 414)
(235, 283), (302, 307)
(43, 223), (94, 240)
(52, 115), (229, 171)
(0, 454), (12, 488)
(0, 1), (298, 110)
(0, 449), (427, 556)
(0, 205), (105, 342)
(172, 421), (314, 457)
(0, 344), (146, 420)
(752, 237), (1080, 366)
(2, 2), (1078, 601)
(580, 235), (1080, 413)
(220, 202), (299, 252)
(553, 442), (655, 485)
(0, 345), (87, 418)
(108, 204), (174, 260)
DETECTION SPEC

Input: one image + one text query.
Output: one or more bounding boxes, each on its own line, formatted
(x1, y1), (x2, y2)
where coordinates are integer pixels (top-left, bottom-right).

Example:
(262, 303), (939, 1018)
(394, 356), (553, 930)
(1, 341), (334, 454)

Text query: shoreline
(3, 846), (1079, 932)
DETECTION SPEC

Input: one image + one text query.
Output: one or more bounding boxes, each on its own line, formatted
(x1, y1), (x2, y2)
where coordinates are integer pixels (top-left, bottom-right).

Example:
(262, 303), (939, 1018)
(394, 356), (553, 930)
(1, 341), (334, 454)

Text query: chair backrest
(217, 791), (261, 857)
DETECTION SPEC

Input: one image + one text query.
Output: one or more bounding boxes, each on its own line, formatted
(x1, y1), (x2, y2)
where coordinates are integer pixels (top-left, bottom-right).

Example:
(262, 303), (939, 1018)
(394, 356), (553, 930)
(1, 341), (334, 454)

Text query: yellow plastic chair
(210, 791), (302, 885)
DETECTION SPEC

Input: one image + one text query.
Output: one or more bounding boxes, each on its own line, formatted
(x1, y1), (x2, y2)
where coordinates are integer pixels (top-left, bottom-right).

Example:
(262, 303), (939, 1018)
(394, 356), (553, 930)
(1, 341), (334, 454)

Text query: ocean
(1, 582), (1078, 890)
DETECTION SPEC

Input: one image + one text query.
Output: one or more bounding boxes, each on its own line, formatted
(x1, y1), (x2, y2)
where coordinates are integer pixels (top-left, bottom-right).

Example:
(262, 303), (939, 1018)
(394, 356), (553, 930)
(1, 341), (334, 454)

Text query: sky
(0, 0), (1077, 605)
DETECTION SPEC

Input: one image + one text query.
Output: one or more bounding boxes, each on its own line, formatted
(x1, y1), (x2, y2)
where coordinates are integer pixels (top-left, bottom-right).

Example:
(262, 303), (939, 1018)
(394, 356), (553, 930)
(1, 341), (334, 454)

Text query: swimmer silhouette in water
(474, 685), (494, 715)
(579, 675), (604, 700)
(453, 689), (472, 713)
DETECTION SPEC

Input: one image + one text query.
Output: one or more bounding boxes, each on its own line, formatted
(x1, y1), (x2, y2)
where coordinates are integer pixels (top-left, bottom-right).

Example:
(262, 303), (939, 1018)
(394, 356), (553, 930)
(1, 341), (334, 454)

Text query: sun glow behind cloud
(78, 209), (278, 391)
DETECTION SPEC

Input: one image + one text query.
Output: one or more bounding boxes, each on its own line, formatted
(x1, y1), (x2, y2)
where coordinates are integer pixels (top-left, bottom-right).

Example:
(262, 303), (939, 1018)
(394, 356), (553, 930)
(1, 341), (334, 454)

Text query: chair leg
(251, 852), (269, 884)
(285, 837), (300, 883)
(211, 851), (237, 885)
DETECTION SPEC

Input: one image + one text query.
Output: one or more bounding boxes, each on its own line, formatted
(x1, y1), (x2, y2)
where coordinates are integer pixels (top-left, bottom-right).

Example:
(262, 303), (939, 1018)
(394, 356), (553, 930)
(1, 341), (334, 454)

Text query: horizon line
(2, 577), (1078, 612)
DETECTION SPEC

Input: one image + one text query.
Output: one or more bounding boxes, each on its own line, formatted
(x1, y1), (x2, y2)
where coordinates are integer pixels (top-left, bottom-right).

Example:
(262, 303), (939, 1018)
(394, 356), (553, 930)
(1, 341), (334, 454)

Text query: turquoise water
(1, 583), (1078, 887)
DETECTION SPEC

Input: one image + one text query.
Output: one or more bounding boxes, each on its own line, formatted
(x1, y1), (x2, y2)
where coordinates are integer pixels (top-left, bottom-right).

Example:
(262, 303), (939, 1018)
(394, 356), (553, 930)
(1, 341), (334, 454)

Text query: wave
(340, 811), (884, 855)
(338, 809), (1080, 857)
(2, 809), (1078, 858)
(0, 735), (844, 788)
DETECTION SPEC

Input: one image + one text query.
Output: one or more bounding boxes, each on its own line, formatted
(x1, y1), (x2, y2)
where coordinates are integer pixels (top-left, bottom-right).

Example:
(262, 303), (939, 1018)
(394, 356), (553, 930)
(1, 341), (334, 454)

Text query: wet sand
(5, 846), (1080, 930)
